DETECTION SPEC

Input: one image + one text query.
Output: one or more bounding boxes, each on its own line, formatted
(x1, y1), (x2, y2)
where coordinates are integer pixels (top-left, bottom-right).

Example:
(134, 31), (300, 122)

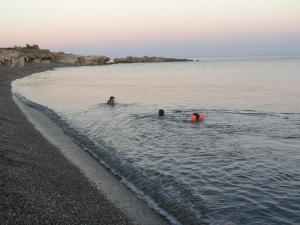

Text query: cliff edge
(0, 44), (110, 68)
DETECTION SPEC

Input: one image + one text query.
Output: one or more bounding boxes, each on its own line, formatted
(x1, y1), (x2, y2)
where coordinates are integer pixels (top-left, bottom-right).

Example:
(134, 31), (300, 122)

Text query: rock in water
(113, 56), (192, 64)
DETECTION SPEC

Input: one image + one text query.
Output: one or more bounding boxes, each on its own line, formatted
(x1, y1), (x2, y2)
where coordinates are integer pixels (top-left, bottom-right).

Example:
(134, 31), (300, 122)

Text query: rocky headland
(1, 44), (193, 68)
(0, 44), (110, 68)
(114, 56), (192, 64)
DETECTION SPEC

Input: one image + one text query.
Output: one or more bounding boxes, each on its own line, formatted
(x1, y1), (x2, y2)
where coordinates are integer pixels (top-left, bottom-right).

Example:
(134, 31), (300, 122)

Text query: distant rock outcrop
(114, 56), (192, 64)
(0, 44), (110, 68)
(78, 56), (110, 65)
(52, 52), (79, 64)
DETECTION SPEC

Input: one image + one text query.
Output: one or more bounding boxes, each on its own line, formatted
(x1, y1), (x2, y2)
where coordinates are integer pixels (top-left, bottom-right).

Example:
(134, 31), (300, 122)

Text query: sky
(1, 0), (300, 58)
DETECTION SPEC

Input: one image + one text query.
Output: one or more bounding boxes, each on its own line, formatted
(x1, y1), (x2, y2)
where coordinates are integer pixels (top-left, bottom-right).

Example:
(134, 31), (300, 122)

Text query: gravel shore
(0, 63), (132, 225)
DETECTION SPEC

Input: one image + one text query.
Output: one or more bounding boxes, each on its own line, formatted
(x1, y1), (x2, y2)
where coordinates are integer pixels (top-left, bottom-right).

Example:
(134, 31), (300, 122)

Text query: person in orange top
(191, 113), (205, 122)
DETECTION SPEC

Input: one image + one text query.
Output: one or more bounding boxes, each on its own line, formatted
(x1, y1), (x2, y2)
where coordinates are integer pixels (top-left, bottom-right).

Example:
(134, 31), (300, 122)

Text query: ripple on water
(12, 60), (300, 225)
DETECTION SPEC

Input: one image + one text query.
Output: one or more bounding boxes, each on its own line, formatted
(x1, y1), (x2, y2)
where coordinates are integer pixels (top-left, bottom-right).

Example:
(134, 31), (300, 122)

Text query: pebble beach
(0, 63), (133, 225)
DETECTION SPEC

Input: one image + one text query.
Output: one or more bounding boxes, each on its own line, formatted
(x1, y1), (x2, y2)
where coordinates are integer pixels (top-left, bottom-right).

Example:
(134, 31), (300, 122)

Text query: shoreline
(0, 63), (169, 225)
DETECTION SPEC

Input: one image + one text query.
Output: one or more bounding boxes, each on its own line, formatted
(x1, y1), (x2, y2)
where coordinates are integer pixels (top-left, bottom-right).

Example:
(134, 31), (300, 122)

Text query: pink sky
(1, 0), (300, 57)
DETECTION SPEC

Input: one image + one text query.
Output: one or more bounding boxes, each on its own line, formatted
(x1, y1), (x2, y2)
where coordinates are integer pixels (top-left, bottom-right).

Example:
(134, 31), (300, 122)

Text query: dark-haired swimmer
(158, 109), (165, 117)
(107, 96), (116, 106)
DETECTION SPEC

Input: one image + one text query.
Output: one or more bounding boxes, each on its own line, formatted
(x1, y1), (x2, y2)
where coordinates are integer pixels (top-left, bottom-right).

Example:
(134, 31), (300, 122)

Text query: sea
(12, 57), (300, 225)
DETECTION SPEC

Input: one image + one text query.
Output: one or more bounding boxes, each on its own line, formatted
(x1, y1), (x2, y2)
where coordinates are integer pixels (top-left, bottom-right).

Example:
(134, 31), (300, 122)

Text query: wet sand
(0, 63), (166, 225)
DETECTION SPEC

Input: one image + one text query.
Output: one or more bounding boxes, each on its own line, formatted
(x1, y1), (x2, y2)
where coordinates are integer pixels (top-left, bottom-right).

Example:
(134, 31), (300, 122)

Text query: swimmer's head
(192, 113), (200, 121)
(109, 96), (115, 101)
(158, 109), (165, 117)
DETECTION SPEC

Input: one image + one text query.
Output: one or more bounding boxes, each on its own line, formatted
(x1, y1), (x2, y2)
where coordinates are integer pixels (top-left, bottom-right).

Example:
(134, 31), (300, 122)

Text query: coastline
(0, 63), (169, 225)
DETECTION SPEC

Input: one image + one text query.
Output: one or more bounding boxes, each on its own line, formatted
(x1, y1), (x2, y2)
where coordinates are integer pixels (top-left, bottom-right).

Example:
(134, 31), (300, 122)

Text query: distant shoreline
(0, 44), (192, 68)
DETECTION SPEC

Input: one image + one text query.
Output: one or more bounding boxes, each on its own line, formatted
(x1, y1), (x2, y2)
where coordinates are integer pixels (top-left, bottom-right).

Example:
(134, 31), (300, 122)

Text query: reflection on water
(13, 58), (300, 225)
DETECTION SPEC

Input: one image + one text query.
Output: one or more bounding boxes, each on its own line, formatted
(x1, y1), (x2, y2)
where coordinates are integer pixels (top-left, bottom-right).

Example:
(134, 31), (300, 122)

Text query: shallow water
(13, 57), (300, 225)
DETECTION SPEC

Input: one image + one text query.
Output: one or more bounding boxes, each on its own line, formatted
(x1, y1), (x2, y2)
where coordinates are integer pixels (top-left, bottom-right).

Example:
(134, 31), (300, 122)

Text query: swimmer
(107, 96), (116, 106)
(158, 109), (165, 117)
(191, 113), (205, 122)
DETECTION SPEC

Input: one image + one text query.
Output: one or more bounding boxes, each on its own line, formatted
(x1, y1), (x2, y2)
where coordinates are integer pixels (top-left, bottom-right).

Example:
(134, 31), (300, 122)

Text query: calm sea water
(13, 58), (300, 225)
